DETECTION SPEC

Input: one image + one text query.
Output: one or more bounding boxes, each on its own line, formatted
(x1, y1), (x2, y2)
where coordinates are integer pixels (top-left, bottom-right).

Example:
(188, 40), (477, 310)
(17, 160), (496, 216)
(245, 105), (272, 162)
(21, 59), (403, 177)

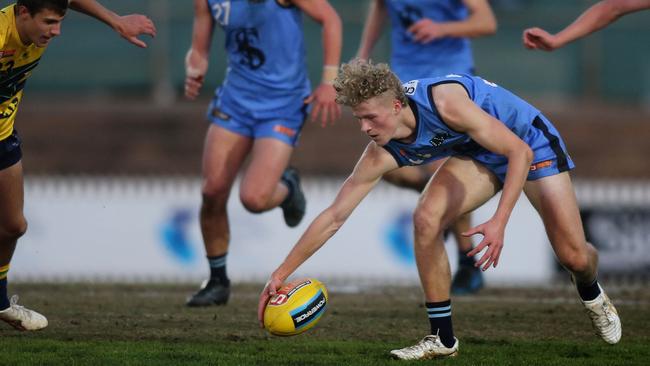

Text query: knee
(412, 205), (444, 247)
(239, 189), (271, 213)
(201, 179), (230, 209)
(560, 244), (596, 274)
(0, 217), (28, 241)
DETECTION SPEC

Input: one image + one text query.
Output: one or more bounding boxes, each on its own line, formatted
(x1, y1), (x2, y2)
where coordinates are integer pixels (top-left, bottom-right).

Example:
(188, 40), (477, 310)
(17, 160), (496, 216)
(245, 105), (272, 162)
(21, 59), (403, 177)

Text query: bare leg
(239, 138), (293, 213)
(0, 161), (27, 270)
(200, 125), (252, 257)
(385, 159), (483, 294)
(524, 173), (597, 284)
(524, 172), (621, 344)
(188, 128), (295, 307)
(414, 157), (499, 302)
(0, 161), (48, 331)
(187, 125), (253, 307)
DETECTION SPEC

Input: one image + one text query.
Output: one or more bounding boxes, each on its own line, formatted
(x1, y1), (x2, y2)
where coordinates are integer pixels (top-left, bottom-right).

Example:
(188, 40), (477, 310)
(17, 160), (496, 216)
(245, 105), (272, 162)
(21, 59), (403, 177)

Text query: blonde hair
(334, 59), (407, 107)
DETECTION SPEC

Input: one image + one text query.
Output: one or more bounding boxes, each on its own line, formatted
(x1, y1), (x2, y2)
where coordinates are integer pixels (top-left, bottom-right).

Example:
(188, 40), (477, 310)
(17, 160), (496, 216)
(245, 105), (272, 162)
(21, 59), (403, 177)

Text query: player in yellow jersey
(0, 0), (155, 331)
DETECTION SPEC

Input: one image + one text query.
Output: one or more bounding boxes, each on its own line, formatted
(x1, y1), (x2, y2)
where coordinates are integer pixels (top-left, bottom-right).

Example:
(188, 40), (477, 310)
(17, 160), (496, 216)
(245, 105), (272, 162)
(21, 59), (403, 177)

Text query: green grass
(0, 284), (648, 365)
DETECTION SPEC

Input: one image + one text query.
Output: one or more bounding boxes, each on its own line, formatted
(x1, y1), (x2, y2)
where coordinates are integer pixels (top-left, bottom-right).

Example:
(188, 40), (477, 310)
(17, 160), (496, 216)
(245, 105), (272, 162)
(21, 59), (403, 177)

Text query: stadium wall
(12, 177), (649, 285)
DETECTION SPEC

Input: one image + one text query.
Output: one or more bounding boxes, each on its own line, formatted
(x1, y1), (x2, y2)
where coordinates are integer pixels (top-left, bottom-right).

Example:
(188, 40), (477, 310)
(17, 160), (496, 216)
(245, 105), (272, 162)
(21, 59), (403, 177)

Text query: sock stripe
(427, 305), (451, 312)
(428, 311), (452, 318)
(208, 256), (227, 268)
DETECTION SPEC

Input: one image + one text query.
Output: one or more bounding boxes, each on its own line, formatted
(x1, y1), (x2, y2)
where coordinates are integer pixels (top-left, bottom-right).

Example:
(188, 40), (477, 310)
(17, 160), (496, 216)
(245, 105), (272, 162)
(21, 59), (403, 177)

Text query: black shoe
(280, 167), (306, 228)
(186, 279), (230, 307)
(451, 264), (484, 295)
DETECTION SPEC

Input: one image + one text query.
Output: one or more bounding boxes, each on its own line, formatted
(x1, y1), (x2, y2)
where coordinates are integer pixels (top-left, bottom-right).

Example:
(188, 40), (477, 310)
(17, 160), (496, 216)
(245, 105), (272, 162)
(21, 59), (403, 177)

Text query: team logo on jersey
(429, 131), (451, 147)
(403, 80), (418, 96)
(234, 28), (266, 70)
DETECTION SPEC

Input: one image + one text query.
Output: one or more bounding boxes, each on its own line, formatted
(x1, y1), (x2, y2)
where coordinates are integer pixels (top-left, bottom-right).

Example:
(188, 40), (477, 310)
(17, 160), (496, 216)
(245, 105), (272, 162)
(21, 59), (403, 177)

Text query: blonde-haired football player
(259, 59), (621, 359)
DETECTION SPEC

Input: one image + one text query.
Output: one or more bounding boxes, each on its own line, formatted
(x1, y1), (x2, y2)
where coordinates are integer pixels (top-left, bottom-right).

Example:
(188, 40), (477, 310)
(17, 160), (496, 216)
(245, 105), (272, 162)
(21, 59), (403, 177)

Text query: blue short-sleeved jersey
(385, 0), (474, 81)
(208, 0), (310, 118)
(383, 74), (574, 181)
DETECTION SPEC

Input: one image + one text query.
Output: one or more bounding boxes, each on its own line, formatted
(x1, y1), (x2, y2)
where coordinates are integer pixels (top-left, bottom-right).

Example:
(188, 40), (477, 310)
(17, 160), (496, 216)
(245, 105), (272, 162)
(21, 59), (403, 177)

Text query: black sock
(208, 254), (229, 286)
(426, 300), (455, 348)
(577, 278), (601, 301)
(458, 248), (476, 267)
(0, 264), (9, 310)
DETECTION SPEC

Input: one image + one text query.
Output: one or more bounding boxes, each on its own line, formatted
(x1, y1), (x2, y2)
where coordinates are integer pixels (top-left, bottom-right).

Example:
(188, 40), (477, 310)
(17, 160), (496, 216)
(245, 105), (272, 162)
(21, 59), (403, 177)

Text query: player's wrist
(321, 64), (339, 85)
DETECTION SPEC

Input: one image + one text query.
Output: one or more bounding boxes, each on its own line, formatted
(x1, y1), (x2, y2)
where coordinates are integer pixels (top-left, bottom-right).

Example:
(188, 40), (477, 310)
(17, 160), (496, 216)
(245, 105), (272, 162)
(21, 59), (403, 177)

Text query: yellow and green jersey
(0, 4), (47, 141)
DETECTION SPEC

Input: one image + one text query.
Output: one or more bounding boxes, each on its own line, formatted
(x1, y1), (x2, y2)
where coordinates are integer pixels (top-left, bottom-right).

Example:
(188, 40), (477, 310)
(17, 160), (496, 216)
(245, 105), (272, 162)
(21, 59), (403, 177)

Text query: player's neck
(394, 104), (418, 143)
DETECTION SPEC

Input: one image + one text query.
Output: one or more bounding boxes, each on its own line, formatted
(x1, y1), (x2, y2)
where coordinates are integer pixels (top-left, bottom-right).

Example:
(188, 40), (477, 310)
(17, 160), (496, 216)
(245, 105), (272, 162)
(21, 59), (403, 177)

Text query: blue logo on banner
(160, 209), (196, 265)
(384, 210), (416, 266)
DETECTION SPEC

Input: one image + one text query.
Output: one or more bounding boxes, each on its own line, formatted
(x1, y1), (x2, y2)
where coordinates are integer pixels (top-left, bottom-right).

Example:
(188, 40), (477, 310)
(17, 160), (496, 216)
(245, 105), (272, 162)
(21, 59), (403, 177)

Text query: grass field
(1, 283), (648, 365)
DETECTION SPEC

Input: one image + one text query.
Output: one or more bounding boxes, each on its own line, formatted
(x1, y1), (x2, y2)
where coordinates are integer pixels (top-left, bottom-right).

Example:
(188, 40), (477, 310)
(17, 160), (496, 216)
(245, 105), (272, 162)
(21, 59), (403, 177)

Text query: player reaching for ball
(0, 0), (155, 331)
(258, 59), (621, 360)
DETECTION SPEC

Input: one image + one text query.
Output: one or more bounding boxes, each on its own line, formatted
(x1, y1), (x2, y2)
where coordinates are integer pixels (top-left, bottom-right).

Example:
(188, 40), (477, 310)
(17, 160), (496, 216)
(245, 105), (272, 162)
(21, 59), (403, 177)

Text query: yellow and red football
(263, 278), (328, 336)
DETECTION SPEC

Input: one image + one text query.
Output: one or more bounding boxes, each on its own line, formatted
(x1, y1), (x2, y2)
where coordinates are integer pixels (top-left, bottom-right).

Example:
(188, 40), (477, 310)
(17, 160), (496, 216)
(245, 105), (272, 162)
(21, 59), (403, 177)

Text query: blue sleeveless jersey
(384, 74), (556, 170)
(385, 0), (474, 82)
(208, 0), (310, 118)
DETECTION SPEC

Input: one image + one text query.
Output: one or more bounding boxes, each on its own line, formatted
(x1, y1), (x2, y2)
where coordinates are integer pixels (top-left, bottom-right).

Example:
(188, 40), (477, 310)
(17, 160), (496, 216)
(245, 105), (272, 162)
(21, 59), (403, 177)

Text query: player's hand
(185, 49), (209, 100)
(463, 218), (506, 271)
(304, 83), (341, 127)
(114, 14), (157, 48)
(257, 276), (284, 328)
(522, 27), (560, 51)
(407, 18), (446, 44)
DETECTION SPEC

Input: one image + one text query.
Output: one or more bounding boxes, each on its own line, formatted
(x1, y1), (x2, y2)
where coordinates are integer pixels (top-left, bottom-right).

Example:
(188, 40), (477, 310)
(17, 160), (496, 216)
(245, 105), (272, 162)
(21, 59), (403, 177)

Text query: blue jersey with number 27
(207, 0), (310, 117)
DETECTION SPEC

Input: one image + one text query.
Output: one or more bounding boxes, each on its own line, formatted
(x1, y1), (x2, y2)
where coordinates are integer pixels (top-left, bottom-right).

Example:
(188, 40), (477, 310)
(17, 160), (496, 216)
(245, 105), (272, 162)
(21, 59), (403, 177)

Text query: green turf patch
(1, 284), (648, 365)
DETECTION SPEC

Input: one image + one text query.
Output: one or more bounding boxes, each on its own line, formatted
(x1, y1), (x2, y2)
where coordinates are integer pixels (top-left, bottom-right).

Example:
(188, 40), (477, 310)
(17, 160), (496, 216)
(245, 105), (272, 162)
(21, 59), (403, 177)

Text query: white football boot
(0, 295), (48, 331)
(581, 285), (621, 344)
(390, 335), (459, 360)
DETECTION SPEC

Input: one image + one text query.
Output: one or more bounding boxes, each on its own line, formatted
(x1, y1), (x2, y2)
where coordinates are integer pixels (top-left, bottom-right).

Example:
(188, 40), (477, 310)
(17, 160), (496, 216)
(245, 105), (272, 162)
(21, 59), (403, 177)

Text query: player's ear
(16, 5), (31, 17)
(393, 99), (402, 114)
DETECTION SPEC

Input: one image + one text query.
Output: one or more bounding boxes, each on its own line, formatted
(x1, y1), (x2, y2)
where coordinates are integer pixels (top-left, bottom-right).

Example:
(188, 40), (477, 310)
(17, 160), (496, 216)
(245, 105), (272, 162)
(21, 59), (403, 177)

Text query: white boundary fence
(11, 177), (650, 285)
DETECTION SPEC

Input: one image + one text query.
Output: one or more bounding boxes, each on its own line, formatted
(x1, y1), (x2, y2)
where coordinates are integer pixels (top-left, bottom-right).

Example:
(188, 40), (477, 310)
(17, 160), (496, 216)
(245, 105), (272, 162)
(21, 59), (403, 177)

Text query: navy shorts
(0, 130), (22, 170)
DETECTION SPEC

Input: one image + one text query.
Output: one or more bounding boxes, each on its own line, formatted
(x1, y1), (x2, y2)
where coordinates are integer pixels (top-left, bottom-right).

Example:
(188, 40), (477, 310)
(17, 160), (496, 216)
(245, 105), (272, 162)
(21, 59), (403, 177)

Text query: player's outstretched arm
(257, 143), (397, 326)
(432, 82), (532, 271)
(68, 0), (156, 48)
(185, 0), (215, 100)
(293, 0), (342, 127)
(356, 0), (387, 60)
(408, 0), (497, 44)
(523, 0), (650, 51)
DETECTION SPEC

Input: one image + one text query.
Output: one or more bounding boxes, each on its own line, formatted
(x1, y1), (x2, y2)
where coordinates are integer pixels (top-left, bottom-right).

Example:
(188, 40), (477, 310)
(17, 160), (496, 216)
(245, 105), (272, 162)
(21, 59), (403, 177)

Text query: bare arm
(258, 143), (397, 324)
(408, 0), (497, 43)
(184, 0), (214, 100)
(356, 0), (387, 59)
(68, 0), (156, 48)
(293, 0), (342, 127)
(432, 82), (533, 270)
(523, 0), (650, 51)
